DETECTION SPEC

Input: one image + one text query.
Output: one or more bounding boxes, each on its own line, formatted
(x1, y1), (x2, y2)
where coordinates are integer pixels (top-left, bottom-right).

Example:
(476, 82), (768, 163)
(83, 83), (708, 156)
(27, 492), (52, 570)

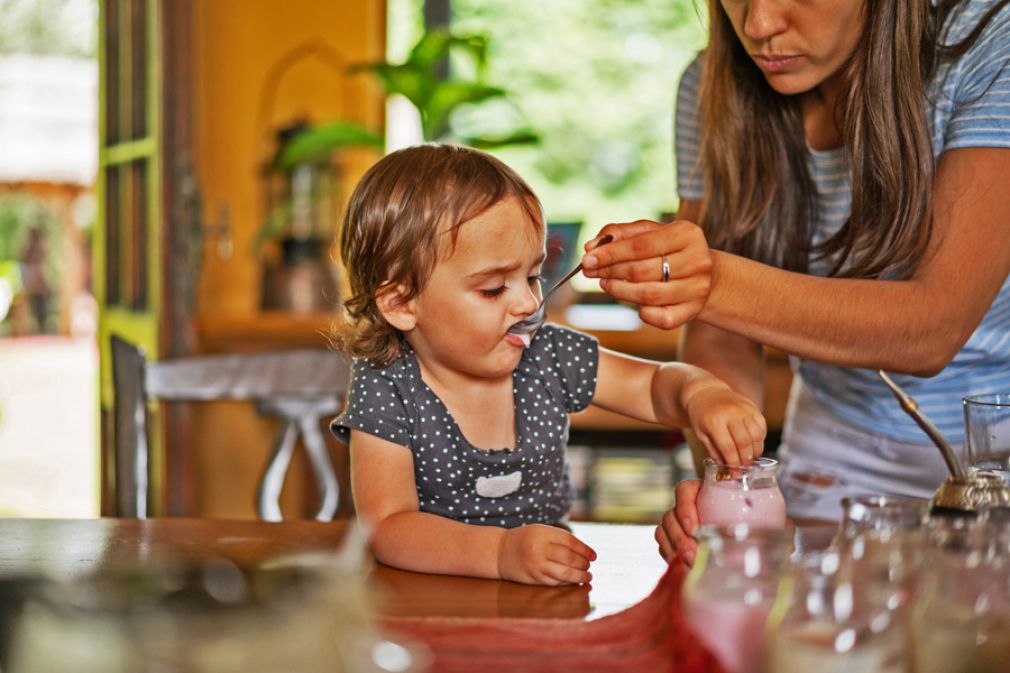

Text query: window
(388, 0), (707, 261)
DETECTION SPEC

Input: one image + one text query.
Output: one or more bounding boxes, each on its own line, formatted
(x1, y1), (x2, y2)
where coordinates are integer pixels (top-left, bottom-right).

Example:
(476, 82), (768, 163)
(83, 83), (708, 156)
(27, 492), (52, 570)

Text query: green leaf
(425, 82), (507, 140)
(275, 122), (382, 169)
(464, 130), (541, 150)
(354, 62), (434, 109)
(408, 30), (487, 71)
(408, 30), (454, 71)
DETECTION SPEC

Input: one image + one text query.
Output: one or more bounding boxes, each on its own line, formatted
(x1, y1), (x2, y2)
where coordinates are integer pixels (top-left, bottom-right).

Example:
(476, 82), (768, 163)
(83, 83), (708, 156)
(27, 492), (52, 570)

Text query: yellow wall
(188, 0), (385, 518)
(194, 0), (386, 317)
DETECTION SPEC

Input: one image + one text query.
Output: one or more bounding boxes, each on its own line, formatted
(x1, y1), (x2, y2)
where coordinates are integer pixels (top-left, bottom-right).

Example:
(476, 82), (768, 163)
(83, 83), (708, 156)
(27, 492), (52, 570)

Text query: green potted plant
(351, 28), (539, 147)
(258, 119), (383, 312)
(258, 29), (537, 312)
(257, 120), (383, 251)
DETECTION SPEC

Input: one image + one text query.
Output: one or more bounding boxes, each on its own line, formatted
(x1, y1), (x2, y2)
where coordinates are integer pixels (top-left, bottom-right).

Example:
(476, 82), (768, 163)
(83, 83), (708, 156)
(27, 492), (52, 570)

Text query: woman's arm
(350, 430), (595, 585)
(674, 195), (766, 407)
(585, 147), (1010, 376)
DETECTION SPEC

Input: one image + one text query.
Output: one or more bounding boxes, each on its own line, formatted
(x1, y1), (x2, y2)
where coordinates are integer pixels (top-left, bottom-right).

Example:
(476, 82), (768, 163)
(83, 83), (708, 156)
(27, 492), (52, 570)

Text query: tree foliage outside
(0, 0), (95, 324)
(392, 0), (707, 238)
(0, 0), (96, 58)
(0, 195), (61, 326)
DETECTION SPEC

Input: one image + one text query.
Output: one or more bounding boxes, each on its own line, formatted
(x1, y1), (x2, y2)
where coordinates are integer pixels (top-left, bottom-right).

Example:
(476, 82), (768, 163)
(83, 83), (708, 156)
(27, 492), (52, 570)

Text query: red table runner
(381, 562), (723, 673)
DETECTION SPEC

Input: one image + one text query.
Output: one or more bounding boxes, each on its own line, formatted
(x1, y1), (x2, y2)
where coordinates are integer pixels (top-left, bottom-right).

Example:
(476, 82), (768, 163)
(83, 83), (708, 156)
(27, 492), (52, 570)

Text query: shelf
(197, 305), (792, 430)
(198, 312), (337, 352)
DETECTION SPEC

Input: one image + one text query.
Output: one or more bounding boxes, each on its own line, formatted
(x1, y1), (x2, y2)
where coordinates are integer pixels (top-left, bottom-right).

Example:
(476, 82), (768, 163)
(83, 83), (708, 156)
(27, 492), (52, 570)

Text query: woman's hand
(496, 524), (597, 586)
(683, 380), (766, 467)
(581, 219), (713, 330)
(656, 480), (702, 565)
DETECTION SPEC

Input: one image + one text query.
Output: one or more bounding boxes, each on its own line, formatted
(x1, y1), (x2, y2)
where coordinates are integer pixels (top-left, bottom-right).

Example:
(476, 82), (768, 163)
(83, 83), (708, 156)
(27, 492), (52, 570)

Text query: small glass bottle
(913, 516), (1010, 673)
(697, 457), (787, 529)
(682, 524), (791, 673)
(766, 547), (912, 673)
(838, 494), (928, 539)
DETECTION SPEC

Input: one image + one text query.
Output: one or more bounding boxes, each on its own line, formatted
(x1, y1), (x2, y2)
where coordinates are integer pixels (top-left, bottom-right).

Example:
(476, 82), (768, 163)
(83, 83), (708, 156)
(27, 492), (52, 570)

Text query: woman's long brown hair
(698, 0), (1010, 278)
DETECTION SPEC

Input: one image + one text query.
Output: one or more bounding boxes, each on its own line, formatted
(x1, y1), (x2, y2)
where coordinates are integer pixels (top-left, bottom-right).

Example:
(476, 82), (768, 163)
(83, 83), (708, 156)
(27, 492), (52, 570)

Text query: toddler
(331, 144), (765, 585)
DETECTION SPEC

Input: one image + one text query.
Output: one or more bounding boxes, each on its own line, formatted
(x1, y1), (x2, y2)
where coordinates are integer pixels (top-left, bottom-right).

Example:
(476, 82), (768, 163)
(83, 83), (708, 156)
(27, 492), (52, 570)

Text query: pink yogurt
(684, 598), (772, 673)
(697, 458), (787, 529)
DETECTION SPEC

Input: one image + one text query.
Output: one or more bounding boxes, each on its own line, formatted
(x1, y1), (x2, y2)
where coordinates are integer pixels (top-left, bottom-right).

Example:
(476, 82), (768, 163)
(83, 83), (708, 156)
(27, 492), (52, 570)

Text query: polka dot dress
(331, 324), (599, 528)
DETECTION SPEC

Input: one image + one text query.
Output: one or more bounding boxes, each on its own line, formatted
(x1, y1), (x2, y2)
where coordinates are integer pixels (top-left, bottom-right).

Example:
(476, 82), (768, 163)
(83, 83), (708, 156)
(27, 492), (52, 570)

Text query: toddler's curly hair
(332, 144), (543, 365)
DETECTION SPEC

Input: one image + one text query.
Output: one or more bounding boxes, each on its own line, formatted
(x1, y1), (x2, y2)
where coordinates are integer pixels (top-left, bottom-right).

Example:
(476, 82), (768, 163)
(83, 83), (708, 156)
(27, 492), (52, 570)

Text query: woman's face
(719, 0), (866, 96)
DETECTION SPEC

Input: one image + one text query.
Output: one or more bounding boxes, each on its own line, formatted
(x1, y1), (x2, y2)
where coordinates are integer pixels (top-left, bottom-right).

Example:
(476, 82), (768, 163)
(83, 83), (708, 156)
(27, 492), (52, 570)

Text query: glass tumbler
(838, 494), (929, 540)
(697, 457), (788, 529)
(963, 393), (1010, 482)
(683, 524), (791, 673)
(6, 557), (422, 673)
(912, 524), (1010, 673)
(767, 547), (912, 673)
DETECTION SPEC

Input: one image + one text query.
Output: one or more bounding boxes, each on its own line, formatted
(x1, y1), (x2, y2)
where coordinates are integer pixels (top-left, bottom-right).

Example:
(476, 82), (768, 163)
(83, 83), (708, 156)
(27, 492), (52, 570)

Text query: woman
(579, 0), (1010, 562)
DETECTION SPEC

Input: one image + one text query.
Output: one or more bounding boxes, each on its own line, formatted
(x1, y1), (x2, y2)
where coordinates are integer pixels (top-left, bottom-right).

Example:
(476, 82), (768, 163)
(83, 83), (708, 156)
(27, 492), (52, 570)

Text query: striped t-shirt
(675, 0), (1010, 443)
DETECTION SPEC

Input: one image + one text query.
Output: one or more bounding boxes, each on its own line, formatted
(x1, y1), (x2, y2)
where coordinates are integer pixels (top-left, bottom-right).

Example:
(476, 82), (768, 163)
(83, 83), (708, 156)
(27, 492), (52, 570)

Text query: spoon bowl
(507, 235), (613, 339)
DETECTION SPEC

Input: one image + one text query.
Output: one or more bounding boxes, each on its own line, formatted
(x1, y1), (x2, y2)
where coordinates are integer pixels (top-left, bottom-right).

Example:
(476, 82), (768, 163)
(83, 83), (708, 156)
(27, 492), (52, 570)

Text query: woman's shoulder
(941, 0), (1010, 45)
(679, 52), (705, 91)
(935, 0), (1010, 104)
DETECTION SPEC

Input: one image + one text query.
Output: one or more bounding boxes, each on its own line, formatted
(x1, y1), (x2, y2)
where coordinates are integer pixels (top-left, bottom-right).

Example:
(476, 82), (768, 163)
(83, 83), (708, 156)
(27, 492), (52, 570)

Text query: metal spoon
(507, 235), (613, 339)
(877, 369), (966, 479)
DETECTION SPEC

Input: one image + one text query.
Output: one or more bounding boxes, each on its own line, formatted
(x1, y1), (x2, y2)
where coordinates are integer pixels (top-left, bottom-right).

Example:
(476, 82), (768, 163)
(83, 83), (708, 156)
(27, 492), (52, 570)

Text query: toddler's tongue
(504, 332), (531, 348)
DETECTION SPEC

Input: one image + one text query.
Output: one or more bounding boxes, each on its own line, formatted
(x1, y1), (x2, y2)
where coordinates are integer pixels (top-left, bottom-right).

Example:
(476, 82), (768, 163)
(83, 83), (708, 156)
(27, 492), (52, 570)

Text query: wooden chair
(110, 335), (352, 520)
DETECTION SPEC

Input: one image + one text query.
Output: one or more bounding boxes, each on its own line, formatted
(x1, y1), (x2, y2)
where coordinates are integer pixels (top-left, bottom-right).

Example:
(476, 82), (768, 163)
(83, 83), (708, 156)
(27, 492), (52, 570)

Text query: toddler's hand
(497, 524), (596, 586)
(685, 383), (766, 467)
(656, 479), (702, 565)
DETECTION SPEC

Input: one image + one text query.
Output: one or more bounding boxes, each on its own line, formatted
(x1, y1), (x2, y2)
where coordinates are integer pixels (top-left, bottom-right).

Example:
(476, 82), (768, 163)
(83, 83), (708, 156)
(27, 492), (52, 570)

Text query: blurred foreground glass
(982, 505), (1010, 555)
(963, 393), (1010, 483)
(837, 494), (928, 544)
(7, 554), (423, 673)
(683, 525), (791, 673)
(697, 457), (787, 529)
(767, 546), (911, 673)
(913, 519), (1010, 673)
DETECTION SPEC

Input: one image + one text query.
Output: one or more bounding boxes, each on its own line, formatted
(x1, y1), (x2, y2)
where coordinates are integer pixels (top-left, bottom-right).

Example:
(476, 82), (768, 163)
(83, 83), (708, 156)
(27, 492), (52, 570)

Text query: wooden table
(0, 518), (667, 621)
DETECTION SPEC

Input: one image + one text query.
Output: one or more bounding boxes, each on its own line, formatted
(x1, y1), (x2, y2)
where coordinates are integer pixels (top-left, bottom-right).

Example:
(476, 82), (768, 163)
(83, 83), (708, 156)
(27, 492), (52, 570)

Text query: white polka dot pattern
(331, 324), (599, 528)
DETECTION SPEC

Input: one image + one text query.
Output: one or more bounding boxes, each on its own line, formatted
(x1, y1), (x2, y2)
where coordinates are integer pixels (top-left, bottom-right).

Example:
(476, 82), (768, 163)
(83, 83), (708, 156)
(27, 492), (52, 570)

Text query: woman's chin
(763, 73), (818, 97)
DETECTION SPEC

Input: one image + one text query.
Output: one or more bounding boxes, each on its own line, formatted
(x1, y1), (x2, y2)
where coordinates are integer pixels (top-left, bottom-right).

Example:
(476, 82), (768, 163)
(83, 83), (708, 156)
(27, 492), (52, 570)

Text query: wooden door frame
(98, 0), (198, 516)
(160, 0), (199, 515)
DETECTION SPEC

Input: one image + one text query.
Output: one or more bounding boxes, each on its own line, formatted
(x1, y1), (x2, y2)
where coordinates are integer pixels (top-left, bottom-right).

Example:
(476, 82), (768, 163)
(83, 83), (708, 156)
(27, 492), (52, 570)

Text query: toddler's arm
(350, 430), (596, 585)
(592, 348), (766, 465)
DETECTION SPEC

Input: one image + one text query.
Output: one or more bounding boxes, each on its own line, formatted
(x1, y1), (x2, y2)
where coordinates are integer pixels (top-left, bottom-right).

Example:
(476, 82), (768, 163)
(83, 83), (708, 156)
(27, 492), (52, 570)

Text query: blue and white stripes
(674, 0), (1010, 442)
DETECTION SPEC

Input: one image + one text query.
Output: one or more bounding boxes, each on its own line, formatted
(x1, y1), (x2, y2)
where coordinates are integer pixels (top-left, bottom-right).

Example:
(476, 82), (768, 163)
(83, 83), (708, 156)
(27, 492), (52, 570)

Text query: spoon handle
(542, 235), (614, 302)
(877, 369), (966, 479)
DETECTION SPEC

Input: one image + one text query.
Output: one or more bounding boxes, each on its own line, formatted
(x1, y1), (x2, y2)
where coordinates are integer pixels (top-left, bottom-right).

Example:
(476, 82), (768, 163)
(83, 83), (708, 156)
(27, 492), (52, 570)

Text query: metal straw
(877, 369), (966, 479)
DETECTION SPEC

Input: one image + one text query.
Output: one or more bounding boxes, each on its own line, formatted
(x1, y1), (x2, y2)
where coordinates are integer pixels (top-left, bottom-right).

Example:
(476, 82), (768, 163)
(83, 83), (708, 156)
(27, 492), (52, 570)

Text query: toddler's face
(407, 197), (545, 380)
